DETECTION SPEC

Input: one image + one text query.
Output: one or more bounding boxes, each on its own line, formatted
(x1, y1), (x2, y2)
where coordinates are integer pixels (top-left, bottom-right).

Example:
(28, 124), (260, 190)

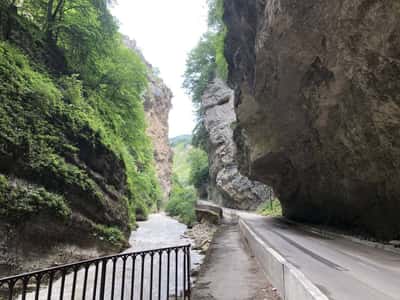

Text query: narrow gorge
(1, 0), (400, 299)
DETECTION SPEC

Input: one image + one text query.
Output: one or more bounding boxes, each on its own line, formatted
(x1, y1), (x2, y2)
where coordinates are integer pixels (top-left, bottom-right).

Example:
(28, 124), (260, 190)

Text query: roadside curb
(239, 218), (329, 300)
(283, 219), (400, 255)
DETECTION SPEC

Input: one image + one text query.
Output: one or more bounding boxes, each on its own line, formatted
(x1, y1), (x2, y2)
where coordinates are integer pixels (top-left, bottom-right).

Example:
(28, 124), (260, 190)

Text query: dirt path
(191, 224), (280, 300)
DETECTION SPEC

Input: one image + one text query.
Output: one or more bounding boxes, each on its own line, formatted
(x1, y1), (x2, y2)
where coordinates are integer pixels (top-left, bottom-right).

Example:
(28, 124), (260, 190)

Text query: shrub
(188, 148), (209, 192)
(166, 175), (197, 226)
(0, 174), (71, 222)
(93, 224), (126, 248)
(258, 199), (282, 217)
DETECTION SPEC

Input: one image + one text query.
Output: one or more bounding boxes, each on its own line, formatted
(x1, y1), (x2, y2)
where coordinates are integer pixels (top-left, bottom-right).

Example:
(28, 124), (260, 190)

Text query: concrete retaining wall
(239, 219), (329, 300)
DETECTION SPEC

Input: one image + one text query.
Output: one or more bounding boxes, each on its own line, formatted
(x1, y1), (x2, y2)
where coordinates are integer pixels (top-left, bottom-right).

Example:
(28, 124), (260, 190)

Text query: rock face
(124, 38), (173, 202)
(203, 79), (271, 210)
(224, 0), (400, 239)
(144, 74), (173, 202)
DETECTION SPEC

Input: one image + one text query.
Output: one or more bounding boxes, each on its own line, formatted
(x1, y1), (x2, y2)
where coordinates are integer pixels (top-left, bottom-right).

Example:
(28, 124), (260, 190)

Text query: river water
(10, 213), (203, 300)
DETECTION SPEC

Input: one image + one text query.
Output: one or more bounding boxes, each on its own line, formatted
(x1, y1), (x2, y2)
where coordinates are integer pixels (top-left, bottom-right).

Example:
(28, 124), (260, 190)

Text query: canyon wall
(203, 79), (271, 210)
(124, 38), (173, 203)
(224, 0), (400, 239)
(143, 71), (173, 203)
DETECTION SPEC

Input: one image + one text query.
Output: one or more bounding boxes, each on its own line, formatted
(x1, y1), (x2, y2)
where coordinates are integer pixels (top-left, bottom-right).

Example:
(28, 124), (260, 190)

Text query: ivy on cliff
(0, 0), (161, 239)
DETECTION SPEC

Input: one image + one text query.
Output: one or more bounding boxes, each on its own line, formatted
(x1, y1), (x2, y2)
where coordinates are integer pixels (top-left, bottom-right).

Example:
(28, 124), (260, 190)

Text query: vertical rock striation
(143, 75), (173, 202)
(224, 0), (400, 239)
(124, 37), (173, 202)
(203, 79), (271, 210)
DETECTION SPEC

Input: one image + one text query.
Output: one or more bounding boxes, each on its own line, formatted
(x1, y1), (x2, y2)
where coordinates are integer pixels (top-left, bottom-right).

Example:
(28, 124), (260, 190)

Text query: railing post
(186, 246), (191, 300)
(0, 244), (192, 300)
(99, 259), (107, 300)
(183, 248), (187, 299)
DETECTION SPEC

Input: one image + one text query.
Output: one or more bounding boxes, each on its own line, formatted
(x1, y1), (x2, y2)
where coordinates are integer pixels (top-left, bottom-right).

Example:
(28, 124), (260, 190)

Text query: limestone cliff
(124, 38), (173, 203)
(224, 0), (400, 239)
(203, 79), (271, 210)
(144, 76), (173, 202)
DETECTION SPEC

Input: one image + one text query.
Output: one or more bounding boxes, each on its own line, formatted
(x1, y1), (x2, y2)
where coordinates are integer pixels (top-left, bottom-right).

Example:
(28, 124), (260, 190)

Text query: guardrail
(0, 245), (191, 300)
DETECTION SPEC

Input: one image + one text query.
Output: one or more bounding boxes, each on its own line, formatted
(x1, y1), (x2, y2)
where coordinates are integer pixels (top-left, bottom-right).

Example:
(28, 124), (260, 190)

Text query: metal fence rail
(0, 245), (191, 300)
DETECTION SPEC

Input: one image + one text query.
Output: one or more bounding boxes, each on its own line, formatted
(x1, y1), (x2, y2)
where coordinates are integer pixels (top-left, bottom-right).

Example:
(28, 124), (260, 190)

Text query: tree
(183, 0), (227, 148)
(188, 148), (209, 190)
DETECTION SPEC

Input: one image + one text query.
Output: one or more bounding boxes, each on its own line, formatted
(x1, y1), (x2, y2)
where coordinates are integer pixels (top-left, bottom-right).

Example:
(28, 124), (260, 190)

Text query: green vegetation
(167, 135), (209, 226)
(93, 224), (127, 248)
(188, 148), (209, 191)
(183, 0), (227, 150)
(258, 200), (283, 217)
(170, 135), (193, 185)
(0, 174), (71, 222)
(0, 0), (162, 243)
(170, 135), (192, 147)
(183, 0), (227, 105)
(166, 175), (197, 227)
(168, 1), (227, 225)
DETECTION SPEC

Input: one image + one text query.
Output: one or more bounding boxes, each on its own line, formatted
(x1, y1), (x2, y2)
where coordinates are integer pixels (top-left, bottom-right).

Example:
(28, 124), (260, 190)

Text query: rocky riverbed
(185, 222), (218, 255)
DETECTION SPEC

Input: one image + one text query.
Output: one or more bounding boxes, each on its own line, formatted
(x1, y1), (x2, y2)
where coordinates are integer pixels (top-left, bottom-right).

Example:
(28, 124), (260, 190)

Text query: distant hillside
(170, 135), (192, 147)
(170, 135), (192, 184)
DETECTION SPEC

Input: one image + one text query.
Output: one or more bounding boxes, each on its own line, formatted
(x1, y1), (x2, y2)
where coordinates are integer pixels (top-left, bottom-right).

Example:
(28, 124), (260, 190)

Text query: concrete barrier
(195, 203), (223, 224)
(239, 219), (329, 300)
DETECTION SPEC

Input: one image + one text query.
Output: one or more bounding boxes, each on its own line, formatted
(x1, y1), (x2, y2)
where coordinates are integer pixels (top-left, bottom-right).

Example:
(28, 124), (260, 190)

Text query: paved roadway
(197, 201), (400, 300)
(239, 212), (400, 300)
(192, 224), (280, 300)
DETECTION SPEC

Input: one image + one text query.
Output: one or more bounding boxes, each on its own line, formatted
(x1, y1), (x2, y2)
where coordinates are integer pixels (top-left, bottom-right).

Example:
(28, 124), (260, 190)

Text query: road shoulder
(191, 224), (280, 300)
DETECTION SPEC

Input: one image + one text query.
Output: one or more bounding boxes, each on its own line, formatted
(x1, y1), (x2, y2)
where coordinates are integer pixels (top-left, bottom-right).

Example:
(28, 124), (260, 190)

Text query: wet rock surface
(203, 79), (271, 210)
(224, 0), (400, 239)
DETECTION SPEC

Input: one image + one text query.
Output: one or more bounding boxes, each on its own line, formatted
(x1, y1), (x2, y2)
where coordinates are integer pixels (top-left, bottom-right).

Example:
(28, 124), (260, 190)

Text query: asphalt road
(239, 213), (400, 300)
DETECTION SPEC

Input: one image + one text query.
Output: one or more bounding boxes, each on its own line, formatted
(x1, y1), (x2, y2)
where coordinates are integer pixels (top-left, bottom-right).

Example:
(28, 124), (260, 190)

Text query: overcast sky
(111, 0), (208, 138)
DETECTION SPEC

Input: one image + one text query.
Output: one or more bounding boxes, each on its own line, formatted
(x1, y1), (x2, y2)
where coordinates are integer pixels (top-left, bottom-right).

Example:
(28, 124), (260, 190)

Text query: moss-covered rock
(0, 3), (163, 273)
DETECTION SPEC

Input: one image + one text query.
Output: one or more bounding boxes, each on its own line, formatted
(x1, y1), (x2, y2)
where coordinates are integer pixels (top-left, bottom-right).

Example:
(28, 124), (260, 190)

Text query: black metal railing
(0, 245), (191, 300)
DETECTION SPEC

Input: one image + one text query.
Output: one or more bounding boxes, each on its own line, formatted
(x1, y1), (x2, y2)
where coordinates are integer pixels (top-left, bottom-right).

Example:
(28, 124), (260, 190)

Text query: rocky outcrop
(143, 77), (173, 202)
(203, 79), (271, 210)
(124, 38), (173, 202)
(224, 0), (400, 239)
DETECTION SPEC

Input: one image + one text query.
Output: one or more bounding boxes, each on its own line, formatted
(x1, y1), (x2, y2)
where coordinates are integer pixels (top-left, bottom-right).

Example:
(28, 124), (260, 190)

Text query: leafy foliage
(0, 175), (71, 223)
(166, 175), (197, 227)
(0, 0), (162, 241)
(183, 0), (227, 151)
(188, 148), (209, 191)
(183, 32), (219, 105)
(170, 135), (193, 185)
(93, 224), (127, 248)
(167, 136), (198, 226)
(258, 199), (282, 217)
